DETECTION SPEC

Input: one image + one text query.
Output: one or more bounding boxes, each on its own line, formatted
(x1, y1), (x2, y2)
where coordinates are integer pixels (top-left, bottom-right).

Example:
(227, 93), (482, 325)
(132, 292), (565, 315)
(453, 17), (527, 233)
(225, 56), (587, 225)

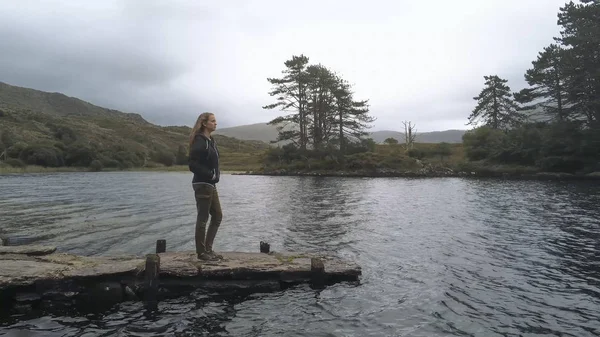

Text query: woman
(188, 112), (223, 261)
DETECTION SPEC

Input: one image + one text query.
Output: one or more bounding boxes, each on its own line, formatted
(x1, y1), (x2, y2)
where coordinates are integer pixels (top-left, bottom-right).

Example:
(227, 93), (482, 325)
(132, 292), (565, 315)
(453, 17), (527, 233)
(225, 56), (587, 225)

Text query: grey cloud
(0, 1), (214, 127)
(0, 0), (572, 131)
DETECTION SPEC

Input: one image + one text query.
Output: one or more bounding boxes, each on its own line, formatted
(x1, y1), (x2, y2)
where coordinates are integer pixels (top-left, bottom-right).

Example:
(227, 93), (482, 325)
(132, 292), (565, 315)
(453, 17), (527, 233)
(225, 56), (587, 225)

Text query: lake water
(0, 172), (599, 337)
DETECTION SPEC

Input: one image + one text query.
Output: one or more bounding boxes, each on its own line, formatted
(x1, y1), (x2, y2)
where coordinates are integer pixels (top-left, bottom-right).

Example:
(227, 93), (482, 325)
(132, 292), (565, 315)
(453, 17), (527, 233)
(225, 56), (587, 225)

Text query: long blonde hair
(189, 112), (214, 149)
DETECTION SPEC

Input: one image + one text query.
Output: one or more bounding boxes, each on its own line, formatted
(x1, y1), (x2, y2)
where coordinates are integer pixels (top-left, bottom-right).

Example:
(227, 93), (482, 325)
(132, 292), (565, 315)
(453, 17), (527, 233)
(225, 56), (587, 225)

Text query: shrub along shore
(235, 167), (600, 180)
(5, 141), (598, 182)
(0, 164), (246, 175)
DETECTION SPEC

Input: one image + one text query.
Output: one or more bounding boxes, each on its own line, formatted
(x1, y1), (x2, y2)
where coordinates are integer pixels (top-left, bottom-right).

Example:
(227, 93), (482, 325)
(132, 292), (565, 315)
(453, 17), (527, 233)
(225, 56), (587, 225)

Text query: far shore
(233, 169), (600, 181)
(2, 165), (600, 181)
(0, 165), (247, 175)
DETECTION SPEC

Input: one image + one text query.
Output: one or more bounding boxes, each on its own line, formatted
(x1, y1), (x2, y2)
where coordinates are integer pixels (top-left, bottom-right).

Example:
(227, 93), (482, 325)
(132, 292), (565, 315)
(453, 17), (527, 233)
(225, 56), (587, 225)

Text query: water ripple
(1, 173), (599, 336)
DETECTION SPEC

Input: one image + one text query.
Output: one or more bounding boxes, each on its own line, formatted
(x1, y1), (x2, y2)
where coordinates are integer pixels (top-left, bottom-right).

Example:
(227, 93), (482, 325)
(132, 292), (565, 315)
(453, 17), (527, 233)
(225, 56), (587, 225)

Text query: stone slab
(0, 245), (57, 256)
(0, 248), (361, 290)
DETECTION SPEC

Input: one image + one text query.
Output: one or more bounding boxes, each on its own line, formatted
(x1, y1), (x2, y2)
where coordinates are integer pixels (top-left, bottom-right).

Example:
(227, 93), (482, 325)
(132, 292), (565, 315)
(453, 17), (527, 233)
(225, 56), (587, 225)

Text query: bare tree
(402, 121), (417, 151)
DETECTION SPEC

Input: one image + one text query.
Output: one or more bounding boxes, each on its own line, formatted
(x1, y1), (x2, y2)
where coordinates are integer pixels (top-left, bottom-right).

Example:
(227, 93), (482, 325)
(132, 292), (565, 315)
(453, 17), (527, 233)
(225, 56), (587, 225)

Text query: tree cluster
(464, 1), (600, 173)
(263, 55), (375, 155)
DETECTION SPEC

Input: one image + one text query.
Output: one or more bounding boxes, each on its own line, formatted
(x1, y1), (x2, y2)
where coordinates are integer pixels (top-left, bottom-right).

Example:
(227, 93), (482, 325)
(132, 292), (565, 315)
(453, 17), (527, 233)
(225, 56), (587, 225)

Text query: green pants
(192, 183), (223, 254)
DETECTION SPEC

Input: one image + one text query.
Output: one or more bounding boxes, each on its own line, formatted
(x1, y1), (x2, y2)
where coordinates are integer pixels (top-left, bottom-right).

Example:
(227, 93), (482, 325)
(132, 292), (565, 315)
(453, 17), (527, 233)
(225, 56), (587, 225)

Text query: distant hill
(0, 81), (146, 123)
(214, 122), (281, 144)
(0, 82), (268, 169)
(370, 129), (466, 143)
(214, 122), (466, 144)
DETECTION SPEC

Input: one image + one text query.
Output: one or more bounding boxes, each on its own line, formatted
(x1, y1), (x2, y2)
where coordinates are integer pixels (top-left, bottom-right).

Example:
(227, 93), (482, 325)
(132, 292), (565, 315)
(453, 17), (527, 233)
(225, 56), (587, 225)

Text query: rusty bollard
(311, 257), (325, 288)
(156, 239), (166, 254)
(260, 241), (270, 254)
(144, 254), (160, 309)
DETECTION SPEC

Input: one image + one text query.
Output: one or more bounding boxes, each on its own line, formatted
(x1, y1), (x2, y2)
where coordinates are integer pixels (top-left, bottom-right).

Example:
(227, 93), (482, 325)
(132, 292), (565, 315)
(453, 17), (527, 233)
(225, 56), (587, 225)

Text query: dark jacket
(189, 133), (220, 185)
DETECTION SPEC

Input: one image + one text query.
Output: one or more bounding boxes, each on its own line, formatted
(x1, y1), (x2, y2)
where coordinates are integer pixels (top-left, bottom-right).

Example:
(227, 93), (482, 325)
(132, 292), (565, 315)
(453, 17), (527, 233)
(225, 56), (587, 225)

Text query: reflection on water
(282, 177), (365, 253)
(1, 172), (599, 336)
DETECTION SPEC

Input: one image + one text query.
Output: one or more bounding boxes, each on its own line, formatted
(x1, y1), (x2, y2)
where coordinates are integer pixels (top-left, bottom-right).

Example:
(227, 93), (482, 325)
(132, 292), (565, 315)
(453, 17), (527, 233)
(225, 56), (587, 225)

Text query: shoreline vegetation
(234, 168), (600, 181)
(0, 164), (246, 175)
(3, 159), (600, 181)
(1, 135), (599, 181)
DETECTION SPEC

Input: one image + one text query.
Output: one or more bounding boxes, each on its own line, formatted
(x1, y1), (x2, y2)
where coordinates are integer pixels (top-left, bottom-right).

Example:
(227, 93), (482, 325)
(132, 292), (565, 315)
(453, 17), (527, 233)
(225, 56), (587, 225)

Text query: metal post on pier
(144, 254), (160, 310)
(260, 241), (270, 254)
(156, 239), (166, 254)
(310, 257), (325, 288)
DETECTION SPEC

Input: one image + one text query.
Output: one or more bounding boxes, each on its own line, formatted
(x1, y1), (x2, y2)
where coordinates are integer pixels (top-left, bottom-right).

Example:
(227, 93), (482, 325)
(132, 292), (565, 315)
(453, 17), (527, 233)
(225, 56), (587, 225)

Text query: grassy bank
(0, 151), (263, 175)
(0, 165), (88, 174)
(258, 142), (465, 175)
(5, 142), (598, 180)
(0, 165), (249, 175)
(248, 142), (600, 180)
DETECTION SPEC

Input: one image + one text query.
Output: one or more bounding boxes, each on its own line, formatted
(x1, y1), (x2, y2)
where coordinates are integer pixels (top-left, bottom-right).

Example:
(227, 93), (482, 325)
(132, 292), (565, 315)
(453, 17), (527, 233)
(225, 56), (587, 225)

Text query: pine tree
(263, 55), (309, 149)
(555, 0), (600, 126)
(331, 77), (373, 154)
(305, 64), (337, 149)
(468, 75), (523, 129)
(515, 44), (571, 122)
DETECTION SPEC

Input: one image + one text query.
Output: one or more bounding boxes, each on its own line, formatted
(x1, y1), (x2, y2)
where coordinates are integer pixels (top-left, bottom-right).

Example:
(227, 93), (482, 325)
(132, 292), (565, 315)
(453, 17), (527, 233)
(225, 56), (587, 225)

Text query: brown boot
(197, 252), (218, 261)
(207, 250), (223, 259)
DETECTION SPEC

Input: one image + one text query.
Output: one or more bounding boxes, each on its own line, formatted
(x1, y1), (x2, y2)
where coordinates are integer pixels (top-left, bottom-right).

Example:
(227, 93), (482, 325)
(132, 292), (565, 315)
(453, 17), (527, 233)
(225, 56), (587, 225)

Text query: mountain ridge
(0, 81), (149, 124)
(0, 81), (268, 170)
(0, 81), (467, 144)
(214, 122), (467, 144)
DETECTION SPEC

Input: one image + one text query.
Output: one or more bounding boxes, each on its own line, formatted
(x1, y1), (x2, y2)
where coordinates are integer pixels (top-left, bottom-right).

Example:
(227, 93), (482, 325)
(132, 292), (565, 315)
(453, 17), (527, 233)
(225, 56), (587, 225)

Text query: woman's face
(203, 114), (217, 132)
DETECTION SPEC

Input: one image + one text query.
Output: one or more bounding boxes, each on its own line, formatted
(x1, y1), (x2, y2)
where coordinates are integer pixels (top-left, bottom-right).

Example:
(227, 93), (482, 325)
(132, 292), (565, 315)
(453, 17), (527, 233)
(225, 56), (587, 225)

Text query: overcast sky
(0, 0), (572, 132)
